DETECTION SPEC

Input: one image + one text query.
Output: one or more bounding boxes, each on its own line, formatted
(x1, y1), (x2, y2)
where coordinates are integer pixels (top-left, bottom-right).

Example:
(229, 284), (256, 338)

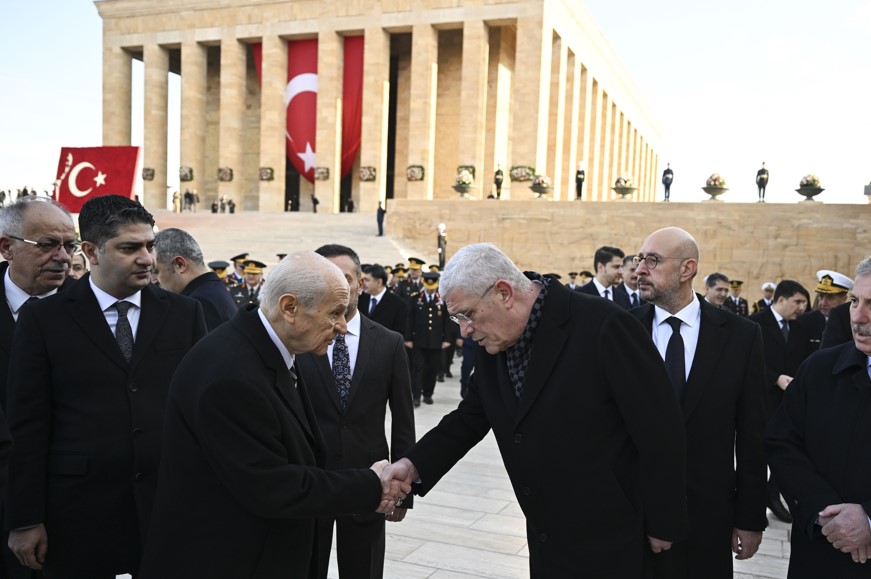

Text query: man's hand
(8, 525), (48, 570)
(731, 528), (762, 560)
(849, 542), (871, 564)
(404, 341), (413, 349)
(819, 504), (871, 554)
(441, 341), (450, 349)
(455, 338), (463, 347)
(370, 460), (412, 514)
(647, 536), (673, 553)
(776, 375), (793, 391)
(385, 507), (407, 522)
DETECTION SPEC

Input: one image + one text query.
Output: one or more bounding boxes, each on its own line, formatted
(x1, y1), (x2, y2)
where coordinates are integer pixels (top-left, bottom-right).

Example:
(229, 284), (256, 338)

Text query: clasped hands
(370, 459), (416, 515)
(819, 503), (871, 564)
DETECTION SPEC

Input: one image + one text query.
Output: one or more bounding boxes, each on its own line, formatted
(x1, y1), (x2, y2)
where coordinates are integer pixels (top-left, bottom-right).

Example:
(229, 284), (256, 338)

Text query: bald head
(636, 227), (700, 314)
(260, 251), (347, 316)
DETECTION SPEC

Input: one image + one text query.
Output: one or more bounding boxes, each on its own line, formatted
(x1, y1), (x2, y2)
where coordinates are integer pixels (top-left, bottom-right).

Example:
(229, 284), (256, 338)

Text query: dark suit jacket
(5, 276), (206, 575)
(749, 309), (815, 418)
(613, 283), (645, 309)
(182, 271), (237, 331)
(820, 301), (852, 349)
(632, 296), (768, 578)
(576, 279), (632, 309)
(766, 343), (871, 578)
(405, 281), (687, 578)
(297, 315), (415, 509)
(798, 309), (826, 351)
(140, 307), (383, 579)
(359, 290), (409, 336)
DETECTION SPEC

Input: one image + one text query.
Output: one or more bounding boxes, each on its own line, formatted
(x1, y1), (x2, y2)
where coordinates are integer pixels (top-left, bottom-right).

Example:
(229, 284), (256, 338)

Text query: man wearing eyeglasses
(631, 227), (768, 579)
(0, 196), (77, 579)
(383, 242), (687, 578)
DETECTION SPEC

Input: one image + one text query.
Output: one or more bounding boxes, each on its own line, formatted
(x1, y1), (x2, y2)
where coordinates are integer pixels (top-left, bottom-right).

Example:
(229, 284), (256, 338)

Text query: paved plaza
(122, 209), (790, 578)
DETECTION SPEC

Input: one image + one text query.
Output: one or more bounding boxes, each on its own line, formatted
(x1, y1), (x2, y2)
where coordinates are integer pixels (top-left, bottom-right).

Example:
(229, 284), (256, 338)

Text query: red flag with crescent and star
(54, 146), (139, 212)
(285, 39), (319, 183)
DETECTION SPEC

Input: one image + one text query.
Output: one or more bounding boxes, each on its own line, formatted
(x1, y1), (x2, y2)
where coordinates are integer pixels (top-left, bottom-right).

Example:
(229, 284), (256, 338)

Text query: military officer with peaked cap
(229, 259), (267, 308)
(799, 270), (854, 349)
(404, 271), (455, 406)
(225, 252), (248, 287)
(208, 260), (231, 281)
(397, 257), (426, 301)
(751, 281), (776, 315)
(723, 280), (750, 316)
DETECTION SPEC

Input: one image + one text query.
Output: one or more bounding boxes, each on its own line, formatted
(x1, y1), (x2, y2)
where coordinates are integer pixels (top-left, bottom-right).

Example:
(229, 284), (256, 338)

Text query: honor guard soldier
(208, 260), (231, 281)
(723, 280), (750, 316)
(397, 257), (425, 301)
(225, 252), (248, 287)
(229, 259), (267, 308)
(404, 271), (454, 406)
(751, 281), (776, 314)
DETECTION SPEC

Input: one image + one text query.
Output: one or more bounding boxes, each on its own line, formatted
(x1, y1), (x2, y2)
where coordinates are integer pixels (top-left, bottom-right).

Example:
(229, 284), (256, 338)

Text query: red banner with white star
(54, 146), (139, 212)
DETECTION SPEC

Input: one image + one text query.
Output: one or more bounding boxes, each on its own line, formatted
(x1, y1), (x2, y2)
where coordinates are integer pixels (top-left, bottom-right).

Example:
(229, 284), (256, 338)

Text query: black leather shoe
(413, 398), (421, 408)
(768, 495), (793, 523)
(423, 396), (434, 405)
(445, 371), (453, 378)
(436, 374), (444, 383)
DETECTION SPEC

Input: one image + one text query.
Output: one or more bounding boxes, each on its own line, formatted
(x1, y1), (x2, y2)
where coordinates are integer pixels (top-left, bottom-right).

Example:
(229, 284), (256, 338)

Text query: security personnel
(723, 280), (750, 316)
(397, 257), (425, 301)
(404, 271), (453, 406)
(229, 259), (266, 308)
(751, 281), (777, 314)
(225, 252), (248, 287)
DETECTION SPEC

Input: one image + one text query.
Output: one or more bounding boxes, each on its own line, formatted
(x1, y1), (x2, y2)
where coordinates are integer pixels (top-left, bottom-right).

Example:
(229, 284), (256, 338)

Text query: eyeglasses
(9, 236), (80, 255)
(632, 254), (690, 270)
(449, 282), (496, 325)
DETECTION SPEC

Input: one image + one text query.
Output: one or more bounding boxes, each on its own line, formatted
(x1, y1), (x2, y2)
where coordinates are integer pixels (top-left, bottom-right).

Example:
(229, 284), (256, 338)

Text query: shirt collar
(257, 308), (295, 371)
(372, 287), (387, 301)
(88, 277), (142, 311)
(4, 268), (59, 314)
(345, 310), (361, 337)
(653, 294), (701, 328)
(591, 278), (610, 295)
(770, 307), (785, 325)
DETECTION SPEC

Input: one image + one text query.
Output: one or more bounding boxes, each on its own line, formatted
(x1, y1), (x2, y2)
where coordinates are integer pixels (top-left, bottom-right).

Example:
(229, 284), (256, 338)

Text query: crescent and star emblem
(67, 161), (107, 197)
(284, 73), (319, 173)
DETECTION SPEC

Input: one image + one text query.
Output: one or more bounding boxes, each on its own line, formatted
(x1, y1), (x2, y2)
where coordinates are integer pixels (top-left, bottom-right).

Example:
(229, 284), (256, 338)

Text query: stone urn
(612, 186), (637, 200)
(529, 184), (552, 199)
(452, 184), (474, 198)
(796, 187), (824, 203)
(702, 186), (729, 202)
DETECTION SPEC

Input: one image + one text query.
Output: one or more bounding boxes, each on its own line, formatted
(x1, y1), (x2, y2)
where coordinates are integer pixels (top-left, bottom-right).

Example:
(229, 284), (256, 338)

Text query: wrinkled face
(776, 292), (808, 321)
(0, 203), (76, 295)
(621, 261), (639, 289)
(850, 276), (871, 355)
(86, 223), (155, 299)
(245, 271), (262, 287)
(598, 256), (623, 286)
(705, 280), (730, 306)
(293, 281), (349, 356)
(445, 283), (519, 354)
(818, 292), (847, 317)
(362, 272), (384, 295)
(69, 252), (88, 280)
(326, 254), (362, 317)
(153, 257), (185, 294)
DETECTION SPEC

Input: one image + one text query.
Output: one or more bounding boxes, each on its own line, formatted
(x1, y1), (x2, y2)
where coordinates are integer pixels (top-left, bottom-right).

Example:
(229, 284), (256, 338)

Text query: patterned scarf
(505, 272), (551, 399)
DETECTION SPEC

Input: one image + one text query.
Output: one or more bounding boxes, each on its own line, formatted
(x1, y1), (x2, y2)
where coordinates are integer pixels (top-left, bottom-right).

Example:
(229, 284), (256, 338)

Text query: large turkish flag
(54, 146), (139, 213)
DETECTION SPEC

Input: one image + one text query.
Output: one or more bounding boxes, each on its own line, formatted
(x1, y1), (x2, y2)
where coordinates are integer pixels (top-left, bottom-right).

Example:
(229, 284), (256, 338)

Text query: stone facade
(97, 0), (662, 211)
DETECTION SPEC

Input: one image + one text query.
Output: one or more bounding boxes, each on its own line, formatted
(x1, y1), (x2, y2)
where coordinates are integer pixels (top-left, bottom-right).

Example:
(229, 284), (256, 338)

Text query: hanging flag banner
(341, 36), (364, 179)
(54, 146), (140, 212)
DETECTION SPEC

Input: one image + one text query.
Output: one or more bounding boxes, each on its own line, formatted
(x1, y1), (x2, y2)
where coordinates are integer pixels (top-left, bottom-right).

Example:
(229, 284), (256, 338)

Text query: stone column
(180, 40), (207, 202)
(597, 92), (611, 201)
(314, 31), (343, 213)
(639, 140), (649, 202)
(459, 21), (489, 196)
(626, 122), (636, 192)
(258, 35), (287, 212)
(651, 152), (659, 202)
(578, 65), (593, 200)
(143, 44), (168, 210)
(546, 36), (566, 200)
(360, 27), (391, 214)
(510, 13), (551, 187)
(485, 26), (514, 199)
(563, 52), (580, 201)
(218, 37), (246, 205)
(102, 44), (131, 146)
(587, 79), (603, 201)
(406, 24), (438, 200)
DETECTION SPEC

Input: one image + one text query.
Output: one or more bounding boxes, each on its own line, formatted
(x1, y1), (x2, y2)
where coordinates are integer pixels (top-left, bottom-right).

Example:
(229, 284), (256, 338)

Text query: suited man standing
(749, 279), (813, 523)
(139, 251), (409, 579)
(633, 227), (767, 578)
(384, 243), (687, 578)
(703, 272), (731, 307)
(0, 198), (60, 578)
(6, 195), (207, 577)
(359, 263), (409, 336)
(576, 245), (631, 309)
(297, 245), (415, 579)
(614, 254), (645, 309)
(153, 228), (237, 331)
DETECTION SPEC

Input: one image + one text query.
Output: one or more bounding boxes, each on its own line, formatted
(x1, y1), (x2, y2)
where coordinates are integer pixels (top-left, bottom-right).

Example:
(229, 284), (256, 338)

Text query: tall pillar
(596, 92), (611, 201)
(218, 37), (246, 205)
(588, 79), (603, 201)
(406, 24), (438, 200)
(578, 66), (592, 201)
(485, 26), (514, 198)
(651, 152), (659, 202)
(511, 13), (551, 182)
(626, 122), (636, 192)
(360, 27), (390, 213)
(459, 21), (489, 195)
(103, 45), (131, 146)
(143, 44), (168, 210)
(259, 35), (288, 212)
(563, 52), (580, 201)
(180, 40), (207, 202)
(314, 31), (343, 213)
(606, 101), (618, 199)
(639, 140), (649, 202)
(633, 129), (642, 200)
(546, 36), (567, 200)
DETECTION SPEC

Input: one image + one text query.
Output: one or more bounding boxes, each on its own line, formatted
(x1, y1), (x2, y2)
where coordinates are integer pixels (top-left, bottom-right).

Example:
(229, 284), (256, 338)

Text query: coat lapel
(683, 299), (728, 420)
(128, 284), (170, 371)
(348, 319), (373, 408)
(66, 275), (130, 371)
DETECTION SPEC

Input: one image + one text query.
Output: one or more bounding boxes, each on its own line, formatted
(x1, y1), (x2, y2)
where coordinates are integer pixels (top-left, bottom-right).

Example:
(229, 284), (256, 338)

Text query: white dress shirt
(4, 268), (59, 321)
(651, 296), (702, 382)
(258, 308), (295, 371)
(591, 278), (613, 300)
(369, 287), (387, 314)
(89, 278), (142, 340)
(327, 310), (360, 377)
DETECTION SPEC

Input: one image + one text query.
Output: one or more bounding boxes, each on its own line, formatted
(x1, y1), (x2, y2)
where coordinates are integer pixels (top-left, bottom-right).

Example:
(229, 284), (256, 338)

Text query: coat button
(514, 434), (522, 443)
(134, 472), (144, 482)
(128, 383), (138, 392)
(522, 486), (531, 496)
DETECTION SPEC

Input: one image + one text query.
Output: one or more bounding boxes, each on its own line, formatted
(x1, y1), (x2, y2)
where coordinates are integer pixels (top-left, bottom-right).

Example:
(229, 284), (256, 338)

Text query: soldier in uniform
(575, 162), (585, 200)
(404, 271), (453, 407)
(389, 265), (407, 294)
(751, 281), (776, 315)
(577, 270), (594, 287)
(225, 252), (248, 287)
(229, 259), (267, 308)
(397, 257), (425, 301)
(208, 260), (230, 281)
(494, 165), (504, 199)
(565, 272), (580, 291)
(662, 163), (674, 201)
(723, 280), (750, 316)
(798, 270), (853, 350)
(756, 163), (769, 203)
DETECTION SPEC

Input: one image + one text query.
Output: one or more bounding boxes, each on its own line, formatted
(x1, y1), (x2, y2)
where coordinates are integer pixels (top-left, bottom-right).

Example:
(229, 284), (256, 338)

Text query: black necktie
(369, 297), (377, 315)
(664, 317), (686, 400)
(630, 293), (639, 308)
(332, 334), (351, 410)
(114, 301), (134, 362)
(781, 319), (790, 342)
(603, 288), (610, 300)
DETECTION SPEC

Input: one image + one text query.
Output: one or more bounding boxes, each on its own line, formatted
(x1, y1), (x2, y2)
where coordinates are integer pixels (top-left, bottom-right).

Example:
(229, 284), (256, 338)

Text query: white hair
(259, 251), (345, 315)
(440, 243), (534, 298)
(856, 256), (871, 280)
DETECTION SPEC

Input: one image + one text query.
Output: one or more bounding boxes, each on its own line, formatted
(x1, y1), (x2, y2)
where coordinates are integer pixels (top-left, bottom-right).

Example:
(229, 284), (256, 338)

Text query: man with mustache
(767, 256), (871, 576)
(6, 195), (207, 578)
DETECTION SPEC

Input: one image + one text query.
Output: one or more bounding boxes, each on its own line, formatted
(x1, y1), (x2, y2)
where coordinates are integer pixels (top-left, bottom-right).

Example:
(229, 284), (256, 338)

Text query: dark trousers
(441, 342), (457, 376)
(315, 516), (385, 579)
(377, 219), (384, 236)
(412, 348), (441, 399)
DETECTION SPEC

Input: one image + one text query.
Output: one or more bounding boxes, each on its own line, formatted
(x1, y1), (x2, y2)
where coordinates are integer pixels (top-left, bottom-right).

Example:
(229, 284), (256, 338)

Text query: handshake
(369, 458), (420, 520)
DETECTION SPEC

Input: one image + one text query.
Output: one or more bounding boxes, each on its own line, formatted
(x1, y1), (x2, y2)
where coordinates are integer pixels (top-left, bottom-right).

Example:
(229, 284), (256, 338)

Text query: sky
(1, 0), (870, 204)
